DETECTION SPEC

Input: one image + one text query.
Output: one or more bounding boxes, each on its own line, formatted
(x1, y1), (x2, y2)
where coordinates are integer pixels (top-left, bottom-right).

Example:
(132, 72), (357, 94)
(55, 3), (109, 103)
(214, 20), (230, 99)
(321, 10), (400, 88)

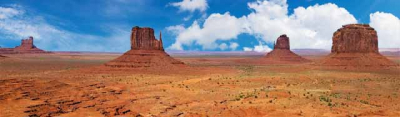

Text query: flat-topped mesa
(320, 24), (397, 67)
(274, 34), (290, 50)
(332, 24), (378, 53)
(131, 26), (164, 51)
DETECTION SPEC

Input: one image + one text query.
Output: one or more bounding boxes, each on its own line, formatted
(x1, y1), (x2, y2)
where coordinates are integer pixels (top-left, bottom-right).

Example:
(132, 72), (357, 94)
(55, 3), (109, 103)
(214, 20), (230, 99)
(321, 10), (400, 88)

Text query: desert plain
(0, 51), (399, 117)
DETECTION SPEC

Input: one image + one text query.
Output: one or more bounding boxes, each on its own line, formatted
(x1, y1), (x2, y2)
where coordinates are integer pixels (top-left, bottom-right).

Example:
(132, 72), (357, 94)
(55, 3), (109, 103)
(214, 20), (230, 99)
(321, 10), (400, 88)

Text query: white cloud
(167, 12), (248, 50)
(246, 1), (357, 49)
(166, 24), (185, 35)
(219, 43), (228, 50)
(229, 42), (239, 50)
(254, 42), (272, 52)
(0, 5), (130, 52)
(168, 0), (358, 51)
(370, 12), (400, 48)
(243, 47), (253, 51)
(242, 41), (272, 52)
(171, 0), (208, 12)
(0, 6), (22, 19)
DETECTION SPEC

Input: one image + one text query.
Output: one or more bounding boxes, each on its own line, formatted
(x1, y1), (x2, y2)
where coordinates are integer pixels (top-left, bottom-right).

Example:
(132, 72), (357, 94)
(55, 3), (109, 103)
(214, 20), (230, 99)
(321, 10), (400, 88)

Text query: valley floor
(0, 53), (399, 117)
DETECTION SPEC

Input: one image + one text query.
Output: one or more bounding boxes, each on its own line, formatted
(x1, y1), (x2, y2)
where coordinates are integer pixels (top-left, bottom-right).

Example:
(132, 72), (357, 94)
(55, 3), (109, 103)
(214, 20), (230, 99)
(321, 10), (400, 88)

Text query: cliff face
(105, 26), (184, 68)
(320, 24), (397, 67)
(331, 24), (378, 53)
(274, 34), (290, 50)
(131, 26), (163, 50)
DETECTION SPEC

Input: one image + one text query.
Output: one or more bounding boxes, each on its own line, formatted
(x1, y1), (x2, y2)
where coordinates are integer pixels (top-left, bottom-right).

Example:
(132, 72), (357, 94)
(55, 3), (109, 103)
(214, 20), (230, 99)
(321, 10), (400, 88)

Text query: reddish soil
(0, 53), (399, 117)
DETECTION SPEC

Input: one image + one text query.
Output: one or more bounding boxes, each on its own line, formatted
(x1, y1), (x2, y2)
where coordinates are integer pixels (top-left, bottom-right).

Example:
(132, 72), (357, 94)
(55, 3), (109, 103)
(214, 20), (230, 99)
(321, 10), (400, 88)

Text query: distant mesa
(320, 24), (397, 66)
(263, 34), (310, 63)
(105, 26), (184, 68)
(0, 36), (50, 54)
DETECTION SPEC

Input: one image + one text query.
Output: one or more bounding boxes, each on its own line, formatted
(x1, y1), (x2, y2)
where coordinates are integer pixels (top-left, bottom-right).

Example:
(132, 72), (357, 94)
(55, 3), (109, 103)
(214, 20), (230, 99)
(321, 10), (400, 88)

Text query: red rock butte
(105, 26), (184, 68)
(321, 24), (397, 66)
(263, 34), (310, 63)
(0, 36), (49, 54)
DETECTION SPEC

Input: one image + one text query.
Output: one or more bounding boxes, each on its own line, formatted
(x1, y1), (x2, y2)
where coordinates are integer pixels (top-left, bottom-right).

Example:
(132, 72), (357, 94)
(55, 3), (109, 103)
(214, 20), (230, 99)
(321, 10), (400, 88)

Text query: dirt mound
(105, 26), (184, 68)
(0, 36), (50, 54)
(320, 24), (397, 67)
(263, 35), (310, 63)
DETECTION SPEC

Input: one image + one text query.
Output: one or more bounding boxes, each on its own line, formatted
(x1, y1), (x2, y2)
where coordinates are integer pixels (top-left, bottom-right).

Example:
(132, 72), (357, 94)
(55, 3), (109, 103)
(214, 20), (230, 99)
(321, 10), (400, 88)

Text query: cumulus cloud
(243, 47), (253, 51)
(0, 5), (130, 52)
(171, 0), (208, 13)
(247, 1), (357, 49)
(242, 41), (272, 53)
(229, 42), (239, 50)
(167, 0), (358, 51)
(370, 12), (400, 48)
(218, 43), (228, 50)
(167, 12), (248, 50)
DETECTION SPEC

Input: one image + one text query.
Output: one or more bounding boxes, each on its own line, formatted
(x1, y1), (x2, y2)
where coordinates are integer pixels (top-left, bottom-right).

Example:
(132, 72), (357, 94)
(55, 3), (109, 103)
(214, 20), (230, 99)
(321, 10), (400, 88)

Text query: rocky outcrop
(332, 24), (378, 53)
(131, 26), (164, 50)
(321, 24), (397, 67)
(263, 34), (310, 63)
(274, 35), (290, 50)
(105, 26), (184, 68)
(0, 36), (49, 54)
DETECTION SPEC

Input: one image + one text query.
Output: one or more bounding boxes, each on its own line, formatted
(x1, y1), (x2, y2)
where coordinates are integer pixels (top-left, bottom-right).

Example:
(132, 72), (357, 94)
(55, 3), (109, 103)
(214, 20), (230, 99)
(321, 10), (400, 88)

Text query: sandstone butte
(320, 24), (397, 67)
(0, 36), (49, 54)
(263, 34), (310, 63)
(105, 26), (184, 68)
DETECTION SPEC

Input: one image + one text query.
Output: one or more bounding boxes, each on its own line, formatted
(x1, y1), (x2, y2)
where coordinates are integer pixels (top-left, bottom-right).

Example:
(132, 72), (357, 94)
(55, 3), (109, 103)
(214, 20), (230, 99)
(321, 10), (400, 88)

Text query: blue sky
(0, 0), (399, 52)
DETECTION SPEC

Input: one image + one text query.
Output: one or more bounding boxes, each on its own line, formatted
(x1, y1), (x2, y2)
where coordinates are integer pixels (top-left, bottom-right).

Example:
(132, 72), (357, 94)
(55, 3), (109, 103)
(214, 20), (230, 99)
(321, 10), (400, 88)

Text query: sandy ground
(0, 53), (399, 117)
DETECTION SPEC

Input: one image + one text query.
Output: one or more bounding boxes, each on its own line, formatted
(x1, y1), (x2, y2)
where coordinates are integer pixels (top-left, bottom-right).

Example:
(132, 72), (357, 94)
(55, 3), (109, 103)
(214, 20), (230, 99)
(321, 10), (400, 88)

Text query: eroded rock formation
(131, 26), (164, 50)
(332, 24), (378, 53)
(263, 34), (310, 63)
(105, 26), (184, 68)
(321, 24), (397, 67)
(0, 36), (49, 54)
(274, 35), (290, 50)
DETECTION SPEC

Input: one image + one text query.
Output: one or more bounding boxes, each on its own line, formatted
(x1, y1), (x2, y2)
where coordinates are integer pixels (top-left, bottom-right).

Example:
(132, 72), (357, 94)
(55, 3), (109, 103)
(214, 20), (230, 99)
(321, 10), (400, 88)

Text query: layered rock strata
(321, 24), (397, 66)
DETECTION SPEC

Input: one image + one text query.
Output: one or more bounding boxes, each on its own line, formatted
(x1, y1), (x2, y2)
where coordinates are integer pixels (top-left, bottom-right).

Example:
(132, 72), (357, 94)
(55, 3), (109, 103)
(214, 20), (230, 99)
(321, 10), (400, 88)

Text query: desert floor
(0, 53), (399, 117)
